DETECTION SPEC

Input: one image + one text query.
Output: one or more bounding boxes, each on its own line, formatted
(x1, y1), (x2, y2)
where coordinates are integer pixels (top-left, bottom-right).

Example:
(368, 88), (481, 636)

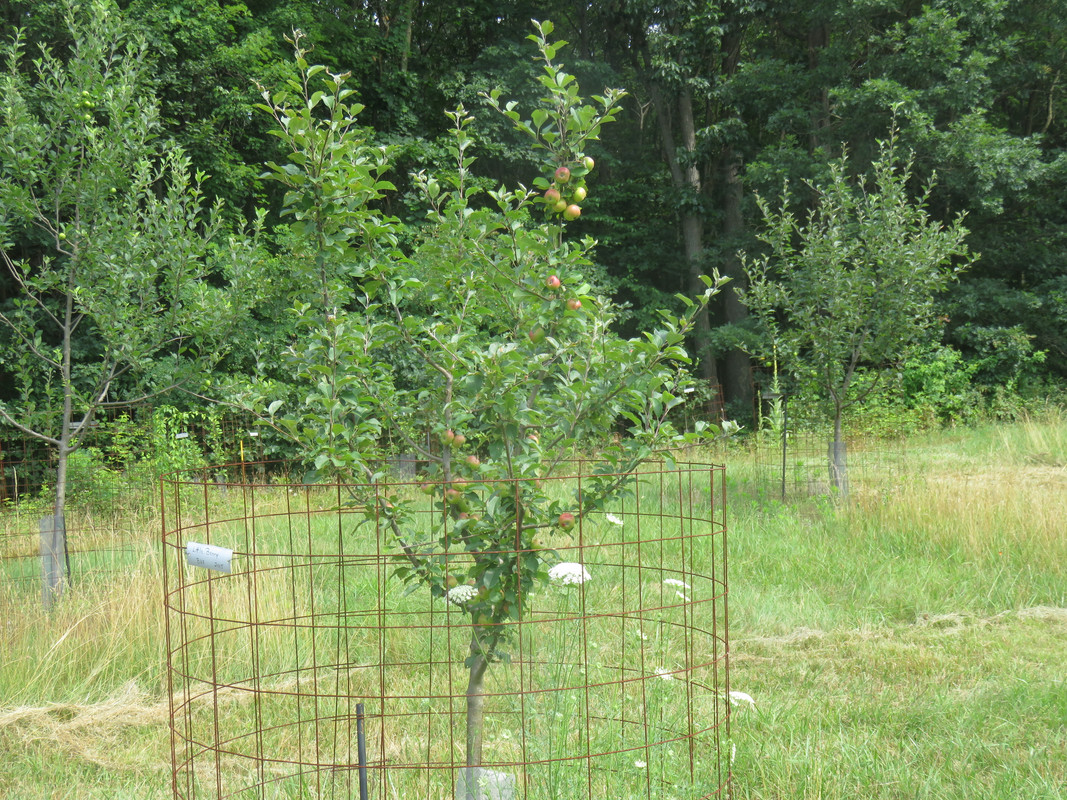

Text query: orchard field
(1, 414), (1065, 799)
(3, 2), (1067, 797)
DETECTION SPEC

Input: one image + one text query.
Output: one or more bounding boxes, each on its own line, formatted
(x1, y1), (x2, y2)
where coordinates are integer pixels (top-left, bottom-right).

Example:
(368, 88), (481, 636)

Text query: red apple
(554, 165), (571, 183)
(566, 298), (582, 311)
(528, 326), (546, 343)
(465, 454), (481, 468)
(558, 512), (576, 530)
(544, 187), (561, 204)
(563, 204), (581, 221)
(546, 274), (561, 289)
(442, 429), (456, 445)
(452, 432), (467, 446)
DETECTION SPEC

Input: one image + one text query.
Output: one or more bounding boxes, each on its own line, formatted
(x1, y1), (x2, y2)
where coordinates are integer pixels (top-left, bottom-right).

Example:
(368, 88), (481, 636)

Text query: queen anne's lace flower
(605, 513), (624, 526)
(663, 578), (691, 589)
(446, 584), (478, 606)
(548, 562), (591, 586)
(728, 690), (756, 710)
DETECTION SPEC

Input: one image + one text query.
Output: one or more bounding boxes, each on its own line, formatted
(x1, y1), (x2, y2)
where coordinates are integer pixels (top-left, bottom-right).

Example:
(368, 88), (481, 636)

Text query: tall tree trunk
(719, 143), (753, 419)
(808, 22), (832, 152)
(399, 0), (416, 72)
(649, 81), (721, 396)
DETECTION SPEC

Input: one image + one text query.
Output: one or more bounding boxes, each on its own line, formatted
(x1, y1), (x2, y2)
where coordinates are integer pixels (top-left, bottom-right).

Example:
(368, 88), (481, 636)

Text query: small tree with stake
(740, 121), (972, 497)
(254, 22), (724, 793)
(0, 2), (262, 605)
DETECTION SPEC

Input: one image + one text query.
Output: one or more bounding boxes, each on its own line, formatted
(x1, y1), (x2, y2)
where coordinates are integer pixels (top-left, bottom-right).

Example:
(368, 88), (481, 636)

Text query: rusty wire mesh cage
(705, 428), (908, 505)
(163, 459), (730, 799)
(1, 411), (277, 606)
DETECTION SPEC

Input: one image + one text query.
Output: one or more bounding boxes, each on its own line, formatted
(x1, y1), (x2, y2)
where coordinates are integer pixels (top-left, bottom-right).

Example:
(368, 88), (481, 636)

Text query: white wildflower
(634, 760), (647, 769)
(728, 690), (756, 711)
(548, 562), (590, 586)
(446, 584), (478, 606)
(663, 578), (691, 589)
(605, 513), (625, 526)
(675, 591), (692, 602)
(654, 667), (675, 681)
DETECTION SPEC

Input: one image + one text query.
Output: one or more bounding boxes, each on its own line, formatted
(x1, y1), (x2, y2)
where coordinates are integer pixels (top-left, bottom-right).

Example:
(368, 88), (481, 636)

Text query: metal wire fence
(0, 409), (272, 605)
(162, 459), (731, 800)
(727, 429), (908, 504)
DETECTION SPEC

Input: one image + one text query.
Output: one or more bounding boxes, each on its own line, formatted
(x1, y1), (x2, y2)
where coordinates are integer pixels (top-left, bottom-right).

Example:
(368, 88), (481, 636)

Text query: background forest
(2, 0), (1065, 442)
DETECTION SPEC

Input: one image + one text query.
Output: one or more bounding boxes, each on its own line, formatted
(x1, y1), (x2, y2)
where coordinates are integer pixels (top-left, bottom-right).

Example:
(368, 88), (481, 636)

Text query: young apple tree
(0, 3), (263, 603)
(254, 23), (723, 788)
(740, 122), (972, 495)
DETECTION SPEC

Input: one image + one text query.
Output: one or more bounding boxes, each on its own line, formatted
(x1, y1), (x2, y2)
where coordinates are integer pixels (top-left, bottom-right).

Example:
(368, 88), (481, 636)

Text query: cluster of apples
(527, 273), (583, 344)
(76, 90), (95, 123)
(542, 156), (595, 221)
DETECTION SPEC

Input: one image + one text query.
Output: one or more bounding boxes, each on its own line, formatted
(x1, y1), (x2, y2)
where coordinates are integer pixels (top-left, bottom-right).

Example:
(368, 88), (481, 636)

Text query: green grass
(2, 416), (1066, 798)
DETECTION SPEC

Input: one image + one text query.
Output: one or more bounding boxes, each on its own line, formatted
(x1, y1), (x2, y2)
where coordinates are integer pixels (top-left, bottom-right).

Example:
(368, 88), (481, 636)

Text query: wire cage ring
(163, 458), (730, 799)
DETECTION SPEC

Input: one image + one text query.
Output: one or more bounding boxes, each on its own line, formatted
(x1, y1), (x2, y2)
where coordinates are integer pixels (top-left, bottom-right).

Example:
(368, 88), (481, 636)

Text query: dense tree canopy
(2, 0), (1065, 431)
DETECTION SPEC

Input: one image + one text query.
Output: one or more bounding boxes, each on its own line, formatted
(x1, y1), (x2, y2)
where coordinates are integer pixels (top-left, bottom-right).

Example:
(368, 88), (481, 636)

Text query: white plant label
(186, 541), (233, 573)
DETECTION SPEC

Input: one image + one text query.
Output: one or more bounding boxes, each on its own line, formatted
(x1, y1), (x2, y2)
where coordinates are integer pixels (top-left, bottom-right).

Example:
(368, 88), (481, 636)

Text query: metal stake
(357, 702), (368, 800)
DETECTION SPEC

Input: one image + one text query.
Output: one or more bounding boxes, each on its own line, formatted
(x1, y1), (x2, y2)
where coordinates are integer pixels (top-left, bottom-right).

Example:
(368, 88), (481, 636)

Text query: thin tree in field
(0, 2), (261, 603)
(741, 121), (972, 495)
